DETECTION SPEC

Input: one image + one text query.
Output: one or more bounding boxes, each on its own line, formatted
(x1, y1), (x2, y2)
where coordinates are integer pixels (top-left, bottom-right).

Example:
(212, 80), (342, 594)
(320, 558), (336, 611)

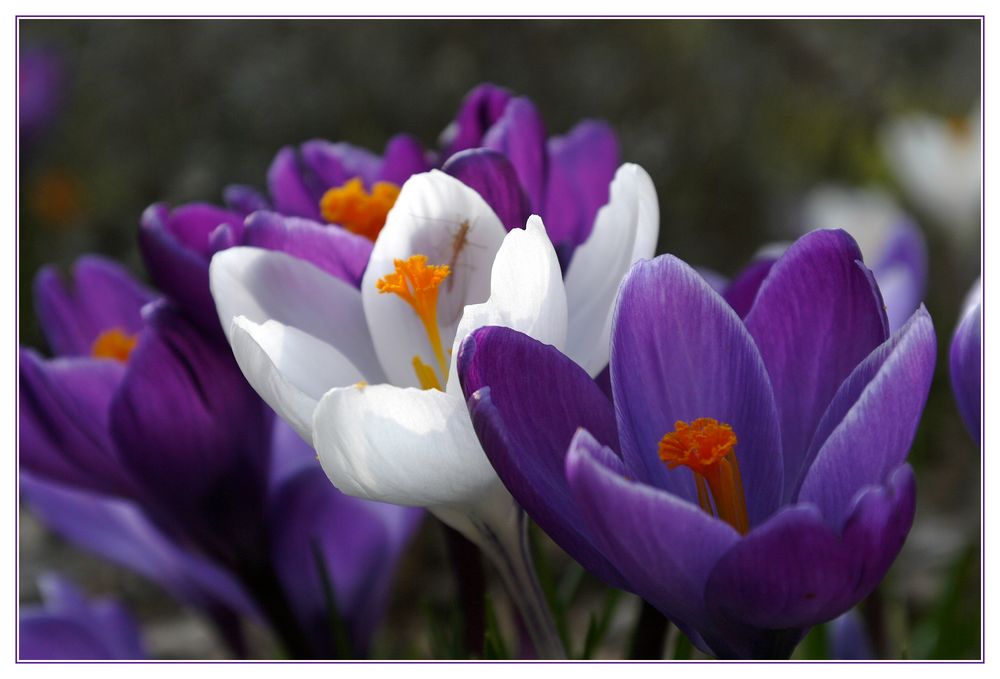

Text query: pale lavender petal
(745, 230), (889, 499)
(829, 609), (874, 659)
(610, 255), (783, 525)
(873, 218), (927, 333)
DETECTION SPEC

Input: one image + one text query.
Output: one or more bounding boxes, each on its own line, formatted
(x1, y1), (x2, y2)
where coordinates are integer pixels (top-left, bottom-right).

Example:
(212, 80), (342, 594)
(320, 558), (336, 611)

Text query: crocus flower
(800, 185), (927, 333)
(20, 255), (420, 658)
(827, 609), (874, 660)
(210, 161), (657, 657)
(20, 575), (146, 660)
(950, 279), (981, 444)
(459, 229), (936, 658)
(881, 105), (981, 235)
(19, 47), (64, 142)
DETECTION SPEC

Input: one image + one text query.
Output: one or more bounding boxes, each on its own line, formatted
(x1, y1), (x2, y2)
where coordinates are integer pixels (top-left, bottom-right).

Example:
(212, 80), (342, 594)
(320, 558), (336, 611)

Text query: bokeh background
(18, 19), (982, 659)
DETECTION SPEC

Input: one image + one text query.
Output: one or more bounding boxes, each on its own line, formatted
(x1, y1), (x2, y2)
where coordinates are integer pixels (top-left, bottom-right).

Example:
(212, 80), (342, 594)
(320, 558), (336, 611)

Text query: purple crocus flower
(20, 255), (421, 657)
(458, 230), (936, 658)
(19, 47), (65, 142)
(20, 575), (146, 660)
(949, 279), (981, 444)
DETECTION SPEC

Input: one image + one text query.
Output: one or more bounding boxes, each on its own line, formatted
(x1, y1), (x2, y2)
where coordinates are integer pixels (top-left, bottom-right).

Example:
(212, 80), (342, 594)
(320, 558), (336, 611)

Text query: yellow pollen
(91, 328), (138, 363)
(659, 418), (749, 534)
(320, 177), (400, 241)
(376, 255), (451, 388)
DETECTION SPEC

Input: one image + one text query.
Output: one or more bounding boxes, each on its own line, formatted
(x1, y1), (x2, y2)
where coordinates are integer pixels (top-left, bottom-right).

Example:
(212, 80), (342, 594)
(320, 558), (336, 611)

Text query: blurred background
(18, 19), (981, 659)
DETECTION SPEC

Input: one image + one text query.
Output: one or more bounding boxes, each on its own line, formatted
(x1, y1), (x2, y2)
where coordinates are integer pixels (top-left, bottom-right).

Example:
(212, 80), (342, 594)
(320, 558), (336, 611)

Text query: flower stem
(475, 511), (567, 659)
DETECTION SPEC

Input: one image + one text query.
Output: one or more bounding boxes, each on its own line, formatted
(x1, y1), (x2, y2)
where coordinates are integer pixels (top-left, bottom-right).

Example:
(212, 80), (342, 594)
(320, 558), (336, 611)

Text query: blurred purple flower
(19, 47), (65, 142)
(20, 256), (421, 657)
(19, 575), (146, 660)
(950, 279), (981, 444)
(141, 84), (619, 331)
(828, 609), (874, 660)
(459, 230), (936, 658)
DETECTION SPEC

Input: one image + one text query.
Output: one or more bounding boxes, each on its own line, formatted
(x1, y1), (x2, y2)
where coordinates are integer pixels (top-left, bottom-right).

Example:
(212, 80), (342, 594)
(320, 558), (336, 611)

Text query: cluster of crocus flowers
(19, 254), (421, 659)
(458, 230), (937, 658)
(209, 159), (657, 658)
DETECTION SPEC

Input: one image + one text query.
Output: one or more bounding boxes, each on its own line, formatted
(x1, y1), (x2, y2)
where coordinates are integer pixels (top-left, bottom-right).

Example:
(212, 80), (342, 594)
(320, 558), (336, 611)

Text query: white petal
(361, 171), (507, 387)
(312, 383), (499, 508)
(230, 317), (364, 441)
(563, 163), (659, 375)
(210, 247), (385, 382)
(800, 184), (903, 261)
(446, 216), (568, 397)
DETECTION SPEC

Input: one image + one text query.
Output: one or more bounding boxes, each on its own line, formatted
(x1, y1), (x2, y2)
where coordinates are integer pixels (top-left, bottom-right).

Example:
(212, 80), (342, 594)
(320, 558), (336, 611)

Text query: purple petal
(241, 211), (372, 287)
(35, 575), (147, 659)
(565, 438), (741, 644)
(269, 466), (421, 655)
(439, 83), (513, 157)
(139, 203), (243, 333)
(542, 120), (619, 248)
(950, 296), (981, 444)
(610, 255), (783, 525)
(223, 184), (271, 216)
(706, 465), (915, 636)
(267, 146), (323, 221)
(458, 326), (626, 587)
(33, 256), (154, 357)
(797, 307), (935, 527)
(19, 350), (134, 497)
(378, 133), (431, 185)
(871, 217), (928, 334)
(301, 139), (382, 190)
(19, 615), (118, 660)
(484, 97), (547, 212)
(722, 256), (776, 319)
(21, 474), (256, 626)
(829, 609), (874, 659)
(109, 302), (271, 562)
(745, 230), (889, 500)
(442, 148), (531, 232)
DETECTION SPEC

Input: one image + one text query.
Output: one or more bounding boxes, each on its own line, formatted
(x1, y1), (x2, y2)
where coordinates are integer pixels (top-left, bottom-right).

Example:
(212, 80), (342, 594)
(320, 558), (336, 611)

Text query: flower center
(375, 255), (451, 390)
(320, 177), (400, 242)
(659, 418), (749, 534)
(90, 328), (138, 363)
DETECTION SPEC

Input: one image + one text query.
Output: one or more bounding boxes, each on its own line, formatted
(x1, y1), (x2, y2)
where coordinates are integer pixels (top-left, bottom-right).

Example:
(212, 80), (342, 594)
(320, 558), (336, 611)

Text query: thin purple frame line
(11, 14), (989, 18)
(979, 13), (986, 665)
(12, 15), (987, 663)
(14, 18), (21, 663)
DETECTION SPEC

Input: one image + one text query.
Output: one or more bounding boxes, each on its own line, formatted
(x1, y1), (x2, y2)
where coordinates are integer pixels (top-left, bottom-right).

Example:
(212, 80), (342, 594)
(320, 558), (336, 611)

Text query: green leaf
(483, 593), (510, 660)
(579, 588), (623, 659)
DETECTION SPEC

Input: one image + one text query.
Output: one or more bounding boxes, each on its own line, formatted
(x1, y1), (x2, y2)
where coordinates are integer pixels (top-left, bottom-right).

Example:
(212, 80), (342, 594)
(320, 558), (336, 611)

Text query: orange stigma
(659, 418), (749, 534)
(91, 328), (138, 363)
(376, 255), (451, 388)
(320, 177), (400, 241)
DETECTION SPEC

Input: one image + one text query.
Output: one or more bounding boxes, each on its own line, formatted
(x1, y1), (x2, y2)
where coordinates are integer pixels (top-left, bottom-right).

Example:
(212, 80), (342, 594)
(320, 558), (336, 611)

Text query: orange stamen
(91, 328), (138, 363)
(659, 418), (749, 534)
(320, 177), (400, 241)
(376, 255), (451, 386)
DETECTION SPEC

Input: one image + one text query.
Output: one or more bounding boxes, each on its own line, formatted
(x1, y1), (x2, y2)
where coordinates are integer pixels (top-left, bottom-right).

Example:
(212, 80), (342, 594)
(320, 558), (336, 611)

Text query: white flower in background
(881, 105), (981, 236)
(210, 165), (657, 657)
(800, 184), (928, 334)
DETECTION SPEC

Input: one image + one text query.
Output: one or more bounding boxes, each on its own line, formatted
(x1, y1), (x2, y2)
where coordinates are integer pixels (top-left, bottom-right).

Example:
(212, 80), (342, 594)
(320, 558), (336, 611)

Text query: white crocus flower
(210, 165), (657, 657)
(881, 105), (981, 237)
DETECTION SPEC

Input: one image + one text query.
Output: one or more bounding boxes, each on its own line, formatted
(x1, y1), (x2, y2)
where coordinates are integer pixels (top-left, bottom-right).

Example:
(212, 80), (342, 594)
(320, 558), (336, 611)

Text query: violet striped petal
(610, 255), (783, 525)
(442, 148), (531, 232)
